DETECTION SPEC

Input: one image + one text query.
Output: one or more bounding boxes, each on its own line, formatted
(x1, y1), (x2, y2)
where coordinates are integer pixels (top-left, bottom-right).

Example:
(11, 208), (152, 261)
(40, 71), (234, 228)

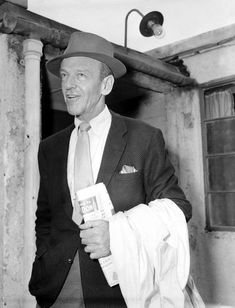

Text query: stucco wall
(183, 47), (235, 306)
(135, 91), (167, 135)
(143, 24), (235, 307)
(165, 87), (235, 306)
(183, 44), (235, 85)
(138, 41), (235, 305)
(0, 34), (26, 307)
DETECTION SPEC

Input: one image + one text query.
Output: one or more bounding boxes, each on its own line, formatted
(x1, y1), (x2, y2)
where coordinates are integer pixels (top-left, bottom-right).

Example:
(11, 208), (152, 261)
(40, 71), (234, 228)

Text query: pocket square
(119, 165), (138, 174)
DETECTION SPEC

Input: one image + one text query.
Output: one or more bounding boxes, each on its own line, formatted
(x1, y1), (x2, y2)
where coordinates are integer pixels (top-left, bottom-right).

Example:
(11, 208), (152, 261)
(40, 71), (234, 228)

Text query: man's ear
(101, 75), (115, 96)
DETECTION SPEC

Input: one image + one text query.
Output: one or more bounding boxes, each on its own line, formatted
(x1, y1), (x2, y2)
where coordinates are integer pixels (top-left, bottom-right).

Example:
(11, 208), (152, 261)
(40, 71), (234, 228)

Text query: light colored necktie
(72, 121), (94, 225)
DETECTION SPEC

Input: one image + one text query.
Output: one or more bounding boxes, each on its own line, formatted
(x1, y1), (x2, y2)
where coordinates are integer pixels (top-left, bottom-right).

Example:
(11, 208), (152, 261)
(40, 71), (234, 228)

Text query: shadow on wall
(107, 94), (147, 118)
(107, 77), (149, 118)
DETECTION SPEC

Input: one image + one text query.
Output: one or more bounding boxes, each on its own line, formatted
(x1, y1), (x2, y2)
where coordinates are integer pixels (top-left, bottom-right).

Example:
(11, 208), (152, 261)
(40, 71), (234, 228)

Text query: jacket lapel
(57, 112), (127, 222)
(96, 112), (127, 187)
(55, 125), (74, 218)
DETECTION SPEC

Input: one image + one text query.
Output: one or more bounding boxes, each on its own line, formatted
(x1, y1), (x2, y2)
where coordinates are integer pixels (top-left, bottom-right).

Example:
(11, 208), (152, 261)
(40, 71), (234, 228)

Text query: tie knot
(79, 121), (91, 132)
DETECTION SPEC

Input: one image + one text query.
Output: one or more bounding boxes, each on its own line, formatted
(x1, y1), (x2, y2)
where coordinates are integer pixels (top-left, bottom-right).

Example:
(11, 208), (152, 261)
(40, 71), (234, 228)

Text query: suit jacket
(29, 111), (192, 308)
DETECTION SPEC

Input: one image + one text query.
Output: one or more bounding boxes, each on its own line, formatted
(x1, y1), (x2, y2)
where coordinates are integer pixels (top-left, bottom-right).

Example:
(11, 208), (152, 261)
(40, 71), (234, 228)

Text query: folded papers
(76, 183), (118, 287)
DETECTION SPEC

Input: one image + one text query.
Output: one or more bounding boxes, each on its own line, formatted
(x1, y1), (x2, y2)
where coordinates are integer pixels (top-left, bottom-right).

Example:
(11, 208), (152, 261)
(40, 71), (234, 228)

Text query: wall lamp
(124, 9), (164, 48)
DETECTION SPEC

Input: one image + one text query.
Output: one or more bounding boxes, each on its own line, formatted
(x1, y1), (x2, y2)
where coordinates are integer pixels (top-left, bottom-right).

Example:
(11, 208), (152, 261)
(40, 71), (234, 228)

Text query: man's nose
(65, 75), (76, 89)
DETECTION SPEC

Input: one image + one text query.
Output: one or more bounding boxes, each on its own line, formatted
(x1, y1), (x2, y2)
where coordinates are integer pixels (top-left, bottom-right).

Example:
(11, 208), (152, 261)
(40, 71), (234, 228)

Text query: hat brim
(46, 52), (127, 79)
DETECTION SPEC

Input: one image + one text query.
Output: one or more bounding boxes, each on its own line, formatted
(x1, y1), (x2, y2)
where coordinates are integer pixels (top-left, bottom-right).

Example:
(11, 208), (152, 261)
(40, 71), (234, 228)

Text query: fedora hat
(46, 31), (126, 79)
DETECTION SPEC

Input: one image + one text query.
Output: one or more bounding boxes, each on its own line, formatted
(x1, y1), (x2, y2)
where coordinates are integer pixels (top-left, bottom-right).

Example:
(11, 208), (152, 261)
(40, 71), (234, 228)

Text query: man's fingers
(81, 237), (97, 245)
(80, 228), (94, 240)
(90, 252), (100, 259)
(79, 219), (110, 259)
(79, 219), (104, 230)
(84, 245), (110, 259)
(84, 244), (97, 253)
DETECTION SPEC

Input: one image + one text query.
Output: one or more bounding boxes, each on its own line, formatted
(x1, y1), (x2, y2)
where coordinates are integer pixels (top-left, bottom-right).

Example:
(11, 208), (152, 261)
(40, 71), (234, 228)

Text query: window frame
(201, 82), (235, 232)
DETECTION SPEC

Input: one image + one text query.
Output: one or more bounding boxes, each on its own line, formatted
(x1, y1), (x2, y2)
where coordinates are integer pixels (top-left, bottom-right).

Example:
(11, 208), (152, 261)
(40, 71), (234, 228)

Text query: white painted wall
(183, 44), (235, 85)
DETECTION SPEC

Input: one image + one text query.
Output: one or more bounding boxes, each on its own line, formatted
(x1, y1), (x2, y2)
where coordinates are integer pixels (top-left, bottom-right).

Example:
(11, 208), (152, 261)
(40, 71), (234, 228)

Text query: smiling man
(60, 56), (113, 121)
(28, 31), (192, 308)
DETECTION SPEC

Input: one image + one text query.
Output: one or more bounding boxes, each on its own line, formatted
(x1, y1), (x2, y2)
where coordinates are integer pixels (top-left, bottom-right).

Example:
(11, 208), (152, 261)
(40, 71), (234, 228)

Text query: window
(202, 84), (235, 231)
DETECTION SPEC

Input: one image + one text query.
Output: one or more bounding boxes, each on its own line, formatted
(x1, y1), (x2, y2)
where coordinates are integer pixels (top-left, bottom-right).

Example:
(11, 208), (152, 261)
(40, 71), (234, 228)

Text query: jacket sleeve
(29, 141), (78, 306)
(144, 129), (192, 222)
(35, 142), (51, 254)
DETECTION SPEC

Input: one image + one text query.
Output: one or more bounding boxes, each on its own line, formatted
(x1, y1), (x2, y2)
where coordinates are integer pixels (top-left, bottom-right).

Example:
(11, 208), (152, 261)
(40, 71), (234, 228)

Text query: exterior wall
(135, 91), (167, 135)
(165, 88), (235, 307)
(141, 33), (235, 306)
(0, 33), (40, 308)
(183, 44), (235, 85)
(174, 43), (235, 307)
(182, 48), (235, 306)
(147, 23), (235, 87)
(0, 34), (26, 307)
(138, 84), (235, 307)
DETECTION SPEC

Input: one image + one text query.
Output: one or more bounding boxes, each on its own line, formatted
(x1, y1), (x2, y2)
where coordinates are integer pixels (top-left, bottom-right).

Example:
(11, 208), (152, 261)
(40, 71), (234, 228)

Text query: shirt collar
(74, 105), (111, 136)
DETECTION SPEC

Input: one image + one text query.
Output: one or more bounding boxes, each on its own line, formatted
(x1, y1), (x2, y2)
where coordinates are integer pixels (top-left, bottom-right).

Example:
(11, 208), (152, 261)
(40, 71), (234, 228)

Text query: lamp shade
(139, 11), (164, 37)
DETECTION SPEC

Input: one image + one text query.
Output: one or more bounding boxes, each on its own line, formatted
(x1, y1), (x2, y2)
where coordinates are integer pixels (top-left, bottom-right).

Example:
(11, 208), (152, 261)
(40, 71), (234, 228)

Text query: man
(29, 31), (192, 308)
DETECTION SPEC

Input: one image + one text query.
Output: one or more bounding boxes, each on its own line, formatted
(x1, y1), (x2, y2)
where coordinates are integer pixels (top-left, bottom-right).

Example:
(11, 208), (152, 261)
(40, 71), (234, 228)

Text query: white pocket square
(119, 165), (138, 174)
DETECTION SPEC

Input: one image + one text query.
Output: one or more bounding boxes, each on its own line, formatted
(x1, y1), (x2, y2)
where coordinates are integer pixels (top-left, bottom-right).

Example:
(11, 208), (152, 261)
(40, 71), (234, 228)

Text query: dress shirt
(67, 105), (111, 205)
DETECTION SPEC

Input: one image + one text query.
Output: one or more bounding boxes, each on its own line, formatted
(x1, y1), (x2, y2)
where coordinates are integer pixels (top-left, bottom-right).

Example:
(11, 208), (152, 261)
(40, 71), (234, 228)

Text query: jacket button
(67, 258), (73, 264)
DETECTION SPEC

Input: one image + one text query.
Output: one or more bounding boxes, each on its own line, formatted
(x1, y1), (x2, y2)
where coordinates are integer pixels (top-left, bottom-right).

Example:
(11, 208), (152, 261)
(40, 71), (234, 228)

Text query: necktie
(72, 121), (94, 225)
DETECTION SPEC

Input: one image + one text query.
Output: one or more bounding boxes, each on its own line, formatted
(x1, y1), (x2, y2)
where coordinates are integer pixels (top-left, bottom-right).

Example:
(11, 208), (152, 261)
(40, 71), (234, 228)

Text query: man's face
(60, 56), (105, 121)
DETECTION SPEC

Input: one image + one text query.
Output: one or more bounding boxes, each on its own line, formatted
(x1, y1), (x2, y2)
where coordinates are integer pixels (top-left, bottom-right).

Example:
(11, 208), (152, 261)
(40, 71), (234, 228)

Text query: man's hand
(79, 220), (110, 259)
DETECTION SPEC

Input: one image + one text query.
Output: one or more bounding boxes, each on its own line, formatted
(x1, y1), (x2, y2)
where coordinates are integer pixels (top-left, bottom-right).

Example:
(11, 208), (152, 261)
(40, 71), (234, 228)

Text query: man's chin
(66, 105), (81, 117)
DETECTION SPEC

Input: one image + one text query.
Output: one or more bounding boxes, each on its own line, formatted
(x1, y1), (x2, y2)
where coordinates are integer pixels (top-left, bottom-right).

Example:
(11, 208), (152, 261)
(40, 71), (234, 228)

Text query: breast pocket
(116, 170), (141, 181)
(109, 170), (146, 212)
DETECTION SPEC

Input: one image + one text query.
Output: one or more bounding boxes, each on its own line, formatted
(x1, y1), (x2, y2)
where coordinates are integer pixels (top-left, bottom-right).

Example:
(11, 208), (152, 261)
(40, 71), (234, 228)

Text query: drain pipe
(22, 38), (42, 307)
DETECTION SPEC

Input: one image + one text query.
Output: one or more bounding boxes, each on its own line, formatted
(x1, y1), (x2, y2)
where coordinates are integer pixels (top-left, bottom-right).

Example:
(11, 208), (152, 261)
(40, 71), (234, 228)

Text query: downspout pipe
(22, 38), (43, 308)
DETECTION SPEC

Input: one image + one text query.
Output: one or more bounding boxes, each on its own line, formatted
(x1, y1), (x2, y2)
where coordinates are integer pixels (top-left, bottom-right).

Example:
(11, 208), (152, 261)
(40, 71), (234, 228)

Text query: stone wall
(0, 34), (26, 307)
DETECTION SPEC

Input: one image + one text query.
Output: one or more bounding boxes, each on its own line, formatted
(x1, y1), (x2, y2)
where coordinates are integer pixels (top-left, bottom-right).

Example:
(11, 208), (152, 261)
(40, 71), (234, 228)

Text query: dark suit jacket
(29, 111), (192, 308)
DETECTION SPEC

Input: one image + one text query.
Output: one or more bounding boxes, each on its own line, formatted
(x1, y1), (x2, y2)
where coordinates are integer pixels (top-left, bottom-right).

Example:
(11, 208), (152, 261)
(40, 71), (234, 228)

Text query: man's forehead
(60, 56), (101, 70)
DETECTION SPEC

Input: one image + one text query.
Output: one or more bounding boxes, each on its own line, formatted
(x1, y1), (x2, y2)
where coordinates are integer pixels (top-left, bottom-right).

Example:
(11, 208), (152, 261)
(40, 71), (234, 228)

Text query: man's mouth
(66, 94), (80, 100)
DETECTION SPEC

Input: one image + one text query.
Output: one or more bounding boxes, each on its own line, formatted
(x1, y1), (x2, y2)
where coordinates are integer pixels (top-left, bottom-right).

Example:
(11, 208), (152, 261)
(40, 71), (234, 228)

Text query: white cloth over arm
(109, 199), (190, 308)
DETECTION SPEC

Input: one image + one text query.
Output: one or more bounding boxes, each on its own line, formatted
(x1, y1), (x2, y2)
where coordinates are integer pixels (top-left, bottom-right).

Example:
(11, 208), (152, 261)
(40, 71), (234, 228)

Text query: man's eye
(60, 72), (67, 79)
(77, 73), (86, 79)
